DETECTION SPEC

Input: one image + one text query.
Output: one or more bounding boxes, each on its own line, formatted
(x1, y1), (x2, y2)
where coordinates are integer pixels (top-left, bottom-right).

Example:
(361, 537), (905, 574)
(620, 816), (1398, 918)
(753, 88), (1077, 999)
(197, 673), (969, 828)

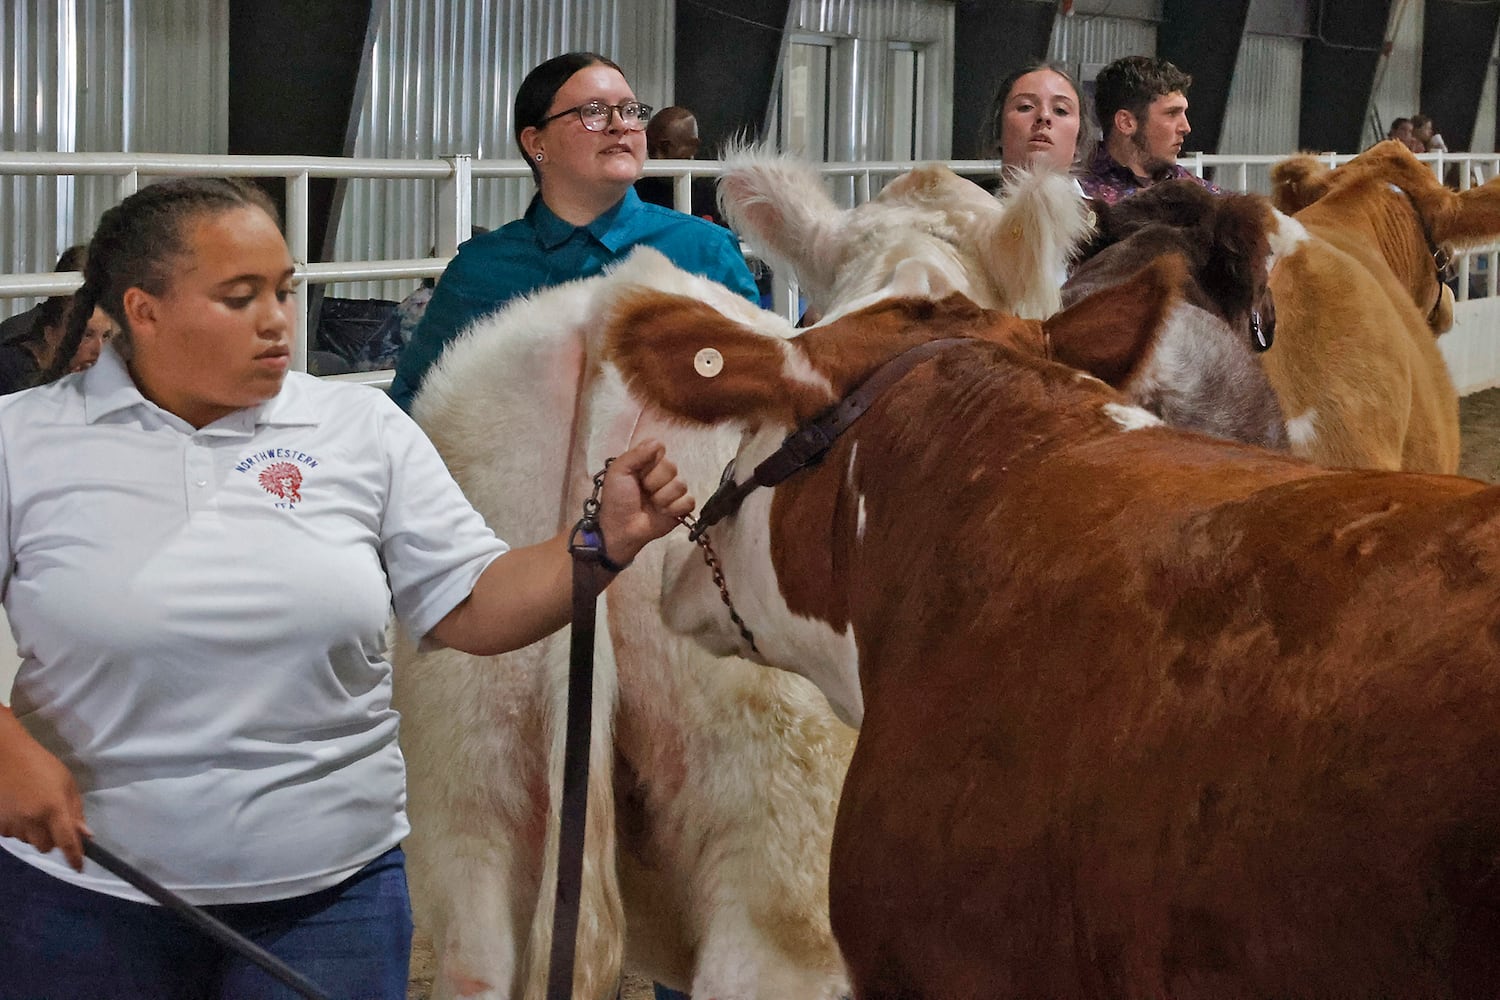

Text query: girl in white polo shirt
(0, 177), (693, 999)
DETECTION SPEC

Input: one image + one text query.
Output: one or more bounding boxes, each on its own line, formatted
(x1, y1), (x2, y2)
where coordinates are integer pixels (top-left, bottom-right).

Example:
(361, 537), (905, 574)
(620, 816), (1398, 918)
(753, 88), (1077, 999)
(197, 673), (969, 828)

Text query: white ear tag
(694, 347), (724, 378)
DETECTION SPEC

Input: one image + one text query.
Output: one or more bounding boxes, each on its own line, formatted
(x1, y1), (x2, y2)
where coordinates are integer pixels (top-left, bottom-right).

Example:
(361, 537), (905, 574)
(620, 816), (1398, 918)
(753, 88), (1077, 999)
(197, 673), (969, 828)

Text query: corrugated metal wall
(1219, 32), (1303, 192)
(785, 0), (953, 163)
(0, 0), (227, 319)
(1048, 9), (1159, 80)
(330, 0), (672, 301)
(1369, 0), (1423, 147)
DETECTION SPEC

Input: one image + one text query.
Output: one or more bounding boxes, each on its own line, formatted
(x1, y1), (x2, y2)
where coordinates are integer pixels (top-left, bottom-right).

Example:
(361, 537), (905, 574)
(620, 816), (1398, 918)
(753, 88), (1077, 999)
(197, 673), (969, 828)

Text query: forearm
(426, 529), (616, 656)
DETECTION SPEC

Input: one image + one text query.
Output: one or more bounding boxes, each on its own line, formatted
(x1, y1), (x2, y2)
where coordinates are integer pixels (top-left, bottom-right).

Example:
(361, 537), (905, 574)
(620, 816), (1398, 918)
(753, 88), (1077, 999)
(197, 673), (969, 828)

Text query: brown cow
(604, 265), (1500, 999)
(1063, 181), (1287, 449)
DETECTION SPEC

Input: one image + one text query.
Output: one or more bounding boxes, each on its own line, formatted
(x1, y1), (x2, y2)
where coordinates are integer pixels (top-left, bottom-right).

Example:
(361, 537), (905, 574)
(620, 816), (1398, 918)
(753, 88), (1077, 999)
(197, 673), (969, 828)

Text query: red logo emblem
(258, 461), (304, 503)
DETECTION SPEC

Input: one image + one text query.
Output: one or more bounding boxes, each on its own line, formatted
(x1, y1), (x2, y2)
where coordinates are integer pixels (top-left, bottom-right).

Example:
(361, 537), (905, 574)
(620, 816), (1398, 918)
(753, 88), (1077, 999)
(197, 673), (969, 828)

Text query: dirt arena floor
(404, 388), (1500, 1000)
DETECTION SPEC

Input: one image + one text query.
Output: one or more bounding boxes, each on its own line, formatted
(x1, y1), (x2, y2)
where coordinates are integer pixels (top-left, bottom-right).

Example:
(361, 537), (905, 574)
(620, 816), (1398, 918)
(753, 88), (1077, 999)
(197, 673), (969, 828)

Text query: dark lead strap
(82, 838), (331, 1000)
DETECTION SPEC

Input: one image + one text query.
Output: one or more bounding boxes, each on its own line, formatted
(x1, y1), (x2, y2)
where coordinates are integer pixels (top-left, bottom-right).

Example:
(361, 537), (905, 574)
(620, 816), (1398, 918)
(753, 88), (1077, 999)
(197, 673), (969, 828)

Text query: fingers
(611, 439), (667, 480)
(648, 478), (695, 519)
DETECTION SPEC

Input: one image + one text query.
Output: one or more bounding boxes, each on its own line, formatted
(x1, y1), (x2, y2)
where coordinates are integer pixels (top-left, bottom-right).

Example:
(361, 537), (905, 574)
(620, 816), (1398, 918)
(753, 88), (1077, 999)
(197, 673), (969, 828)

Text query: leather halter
(689, 337), (972, 541)
(1392, 183), (1456, 323)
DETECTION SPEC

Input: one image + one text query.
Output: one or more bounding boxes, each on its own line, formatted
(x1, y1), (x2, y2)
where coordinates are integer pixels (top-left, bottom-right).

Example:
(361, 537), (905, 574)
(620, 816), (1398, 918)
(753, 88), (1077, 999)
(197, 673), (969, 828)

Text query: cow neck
(690, 337), (975, 540)
(1389, 182), (1454, 323)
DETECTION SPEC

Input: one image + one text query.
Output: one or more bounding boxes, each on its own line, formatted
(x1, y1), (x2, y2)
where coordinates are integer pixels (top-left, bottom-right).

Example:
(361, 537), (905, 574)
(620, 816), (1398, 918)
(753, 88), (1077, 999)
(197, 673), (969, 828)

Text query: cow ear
(605, 289), (812, 428)
(718, 146), (841, 295)
(1202, 193), (1274, 320)
(1432, 176), (1500, 250)
(1270, 154), (1333, 214)
(1041, 253), (1187, 386)
(976, 167), (1094, 319)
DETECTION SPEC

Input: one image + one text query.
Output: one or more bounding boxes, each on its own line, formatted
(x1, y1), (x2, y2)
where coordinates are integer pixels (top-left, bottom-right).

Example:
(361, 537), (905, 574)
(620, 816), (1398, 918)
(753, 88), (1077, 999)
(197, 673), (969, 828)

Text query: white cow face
(718, 145), (1094, 320)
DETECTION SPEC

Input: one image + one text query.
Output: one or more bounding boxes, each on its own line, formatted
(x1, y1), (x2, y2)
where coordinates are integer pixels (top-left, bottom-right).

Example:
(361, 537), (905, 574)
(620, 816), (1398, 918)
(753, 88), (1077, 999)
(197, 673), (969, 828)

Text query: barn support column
(227, 1), (378, 265)
(951, 0), (1056, 159)
(1298, 0), (1392, 153)
(1157, 0), (1252, 155)
(1423, 0), (1500, 152)
(674, 1), (791, 155)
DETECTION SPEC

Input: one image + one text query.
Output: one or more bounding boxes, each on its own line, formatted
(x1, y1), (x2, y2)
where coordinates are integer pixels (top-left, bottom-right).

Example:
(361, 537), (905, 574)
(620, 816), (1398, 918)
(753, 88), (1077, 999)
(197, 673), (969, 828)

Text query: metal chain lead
(580, 458), (612, 530)
(677, 513), (760, 655)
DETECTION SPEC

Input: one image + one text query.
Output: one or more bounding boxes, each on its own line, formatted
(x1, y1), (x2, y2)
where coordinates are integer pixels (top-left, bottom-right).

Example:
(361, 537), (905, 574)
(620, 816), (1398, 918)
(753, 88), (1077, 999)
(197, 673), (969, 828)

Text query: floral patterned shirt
(1078, 146), (1222, 205)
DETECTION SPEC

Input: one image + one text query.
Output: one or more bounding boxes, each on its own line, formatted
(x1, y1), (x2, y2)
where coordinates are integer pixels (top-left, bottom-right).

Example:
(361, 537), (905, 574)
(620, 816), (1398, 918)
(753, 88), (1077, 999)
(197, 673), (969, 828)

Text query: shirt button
(195, 480), (207, 487)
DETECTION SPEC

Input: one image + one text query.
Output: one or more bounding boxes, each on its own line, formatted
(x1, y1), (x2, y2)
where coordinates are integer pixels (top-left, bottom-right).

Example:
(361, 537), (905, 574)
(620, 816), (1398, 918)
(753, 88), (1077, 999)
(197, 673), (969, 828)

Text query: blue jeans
(655, 986), (690, 999)
(0, 843), (413, 1000)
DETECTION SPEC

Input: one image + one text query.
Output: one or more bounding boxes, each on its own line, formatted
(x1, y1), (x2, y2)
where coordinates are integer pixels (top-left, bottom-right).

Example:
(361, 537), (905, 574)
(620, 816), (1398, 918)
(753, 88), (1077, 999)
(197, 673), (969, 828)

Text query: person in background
(1388, 117), (1424, 153)
(1411, 113), (1448, 153)
(988, 60), (1090, 177)
(0, 245), (117, 394)
(0, 175), (694, 999)
(1078, 54), (1221, 205)
(636, 105), (724, 224)
(389, 53), (757, 411)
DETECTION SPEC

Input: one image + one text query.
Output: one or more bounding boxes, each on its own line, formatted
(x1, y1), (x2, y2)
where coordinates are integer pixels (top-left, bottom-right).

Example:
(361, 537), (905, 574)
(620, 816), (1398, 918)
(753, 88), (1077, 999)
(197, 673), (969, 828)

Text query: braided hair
(40, 177), (279, 384)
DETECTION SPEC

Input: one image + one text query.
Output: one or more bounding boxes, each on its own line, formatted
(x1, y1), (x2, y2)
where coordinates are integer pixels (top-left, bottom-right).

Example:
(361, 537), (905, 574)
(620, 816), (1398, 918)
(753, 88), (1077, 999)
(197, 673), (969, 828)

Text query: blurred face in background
(67, 307), (117, 372)
(999, 69), (1081, 172)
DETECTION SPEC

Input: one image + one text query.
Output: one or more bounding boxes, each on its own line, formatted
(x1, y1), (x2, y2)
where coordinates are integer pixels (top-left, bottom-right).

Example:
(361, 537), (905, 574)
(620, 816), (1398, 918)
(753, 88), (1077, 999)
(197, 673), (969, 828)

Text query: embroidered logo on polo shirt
(258, 462), (303, 503)
(234, 447), (320, 509)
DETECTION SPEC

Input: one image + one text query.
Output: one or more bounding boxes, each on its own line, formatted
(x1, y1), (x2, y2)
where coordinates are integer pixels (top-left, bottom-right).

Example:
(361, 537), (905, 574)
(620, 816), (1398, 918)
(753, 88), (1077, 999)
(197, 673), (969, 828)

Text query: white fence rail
(4, 149), (1500, 392)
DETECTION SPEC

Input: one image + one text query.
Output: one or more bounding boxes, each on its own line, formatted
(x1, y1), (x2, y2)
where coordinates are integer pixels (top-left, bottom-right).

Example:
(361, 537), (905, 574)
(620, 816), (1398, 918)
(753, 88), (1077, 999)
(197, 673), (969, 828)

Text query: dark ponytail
(38, 177), (279, 385)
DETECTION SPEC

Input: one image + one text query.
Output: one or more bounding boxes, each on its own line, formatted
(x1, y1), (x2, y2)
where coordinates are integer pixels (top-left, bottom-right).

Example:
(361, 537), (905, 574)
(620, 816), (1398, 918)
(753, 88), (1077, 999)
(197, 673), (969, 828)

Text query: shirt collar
(82, 342), (320, 431)
(1090, 145), (1188, 186)
(528, 187), (642, 252)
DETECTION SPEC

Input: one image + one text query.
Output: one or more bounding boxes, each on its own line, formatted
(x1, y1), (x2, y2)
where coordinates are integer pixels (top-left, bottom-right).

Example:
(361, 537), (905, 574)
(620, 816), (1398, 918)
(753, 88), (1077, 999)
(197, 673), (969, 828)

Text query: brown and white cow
(393, 251), (852, 1000)
(608, 271), (1500, 1000)
(393, 159), (1091, 999)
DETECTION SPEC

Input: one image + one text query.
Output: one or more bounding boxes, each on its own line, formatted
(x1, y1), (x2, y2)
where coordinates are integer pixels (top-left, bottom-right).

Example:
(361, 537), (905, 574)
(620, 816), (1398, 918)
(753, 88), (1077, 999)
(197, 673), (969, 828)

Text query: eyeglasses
(540, 100), (653, 132)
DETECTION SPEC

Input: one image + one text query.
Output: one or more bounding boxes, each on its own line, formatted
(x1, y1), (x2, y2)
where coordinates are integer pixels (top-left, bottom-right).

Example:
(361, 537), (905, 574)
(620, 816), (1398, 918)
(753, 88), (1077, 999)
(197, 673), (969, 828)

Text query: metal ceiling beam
(1157, 0), (1253, 155)
(674, 0), (792, 156)
(951, 0), (1057, 159)
(1423, 0), (1500, 153)
(1298, 0), (1392, 153)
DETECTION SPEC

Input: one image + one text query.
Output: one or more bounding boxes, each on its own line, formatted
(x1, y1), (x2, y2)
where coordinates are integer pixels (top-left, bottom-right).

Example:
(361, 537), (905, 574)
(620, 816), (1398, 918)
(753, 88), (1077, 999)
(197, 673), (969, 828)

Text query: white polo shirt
(0, 345), (507, 904)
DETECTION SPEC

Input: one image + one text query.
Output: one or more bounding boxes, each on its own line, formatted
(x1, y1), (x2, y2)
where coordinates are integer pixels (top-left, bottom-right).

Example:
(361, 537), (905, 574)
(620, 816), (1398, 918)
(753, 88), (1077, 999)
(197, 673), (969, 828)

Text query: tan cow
(607, 270), (1500, 1000)
(1265, 140), (1500, 472)
(1272, 139), (1500, 335)
(1062, 173), (1463, 471)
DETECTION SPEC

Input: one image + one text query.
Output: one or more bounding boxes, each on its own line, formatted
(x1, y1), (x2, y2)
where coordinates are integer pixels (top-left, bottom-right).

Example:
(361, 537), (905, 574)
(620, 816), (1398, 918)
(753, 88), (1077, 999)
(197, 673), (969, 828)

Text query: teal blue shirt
(390, 188), (759, 410)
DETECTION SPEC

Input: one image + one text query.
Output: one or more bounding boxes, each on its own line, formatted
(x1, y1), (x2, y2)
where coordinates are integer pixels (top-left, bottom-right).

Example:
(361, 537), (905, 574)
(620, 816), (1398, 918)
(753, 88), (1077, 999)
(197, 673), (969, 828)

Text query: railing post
(116, 170), (139, 200)
(286, 171), (311, 373)
(436, 154), (473, 257)
(675, 170), (692, 214)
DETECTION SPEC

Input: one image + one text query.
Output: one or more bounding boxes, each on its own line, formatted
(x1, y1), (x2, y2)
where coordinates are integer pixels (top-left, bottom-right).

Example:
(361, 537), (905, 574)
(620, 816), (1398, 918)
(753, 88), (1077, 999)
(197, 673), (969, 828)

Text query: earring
(535, 153), (544, 162)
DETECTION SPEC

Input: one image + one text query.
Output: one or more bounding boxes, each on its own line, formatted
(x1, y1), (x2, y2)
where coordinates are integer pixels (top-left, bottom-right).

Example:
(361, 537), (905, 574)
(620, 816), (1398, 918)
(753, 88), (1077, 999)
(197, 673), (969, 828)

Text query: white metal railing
(4, 149), (1500, 388)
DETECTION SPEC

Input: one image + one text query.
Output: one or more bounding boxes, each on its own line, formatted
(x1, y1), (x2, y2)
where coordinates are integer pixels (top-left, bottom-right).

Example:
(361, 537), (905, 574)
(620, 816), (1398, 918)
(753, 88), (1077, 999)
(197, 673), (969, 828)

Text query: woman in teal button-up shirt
(390, 52), (759, 411)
